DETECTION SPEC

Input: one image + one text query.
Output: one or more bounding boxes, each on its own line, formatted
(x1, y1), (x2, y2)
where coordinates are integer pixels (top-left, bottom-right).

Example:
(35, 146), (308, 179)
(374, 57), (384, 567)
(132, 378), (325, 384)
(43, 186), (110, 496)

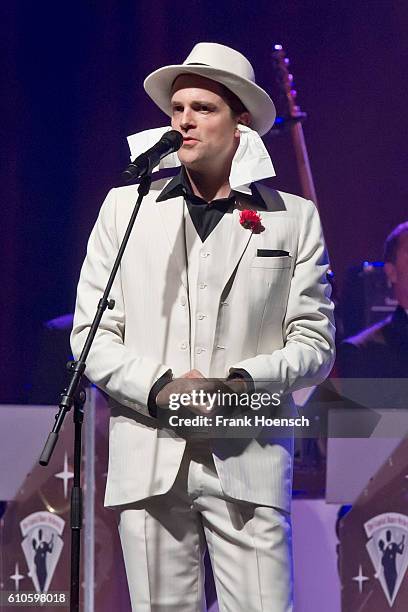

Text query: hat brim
(144, 64), (276, 137)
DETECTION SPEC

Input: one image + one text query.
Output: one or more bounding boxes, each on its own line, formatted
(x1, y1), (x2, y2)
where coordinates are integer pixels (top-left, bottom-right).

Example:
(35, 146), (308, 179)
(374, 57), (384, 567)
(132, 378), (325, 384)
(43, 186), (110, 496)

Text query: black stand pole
(70, 391), (85, 612)
(39, 173), (153, 612)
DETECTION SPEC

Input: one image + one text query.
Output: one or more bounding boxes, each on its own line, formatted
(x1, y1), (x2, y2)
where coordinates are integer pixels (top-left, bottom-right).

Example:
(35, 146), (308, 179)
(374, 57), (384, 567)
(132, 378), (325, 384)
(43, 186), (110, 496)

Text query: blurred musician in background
(338, 221), (408, 378)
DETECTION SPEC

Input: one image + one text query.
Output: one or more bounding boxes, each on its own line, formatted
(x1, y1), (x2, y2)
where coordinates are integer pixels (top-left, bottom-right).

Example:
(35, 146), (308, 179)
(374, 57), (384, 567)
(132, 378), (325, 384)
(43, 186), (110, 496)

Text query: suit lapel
(220, 208), (253, 297)
(156, 195), (188, 290)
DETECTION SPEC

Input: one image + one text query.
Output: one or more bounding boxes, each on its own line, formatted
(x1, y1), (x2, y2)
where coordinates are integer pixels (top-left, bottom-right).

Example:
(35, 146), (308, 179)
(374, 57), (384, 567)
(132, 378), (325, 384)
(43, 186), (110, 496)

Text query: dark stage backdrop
(1, 1), (407, 403)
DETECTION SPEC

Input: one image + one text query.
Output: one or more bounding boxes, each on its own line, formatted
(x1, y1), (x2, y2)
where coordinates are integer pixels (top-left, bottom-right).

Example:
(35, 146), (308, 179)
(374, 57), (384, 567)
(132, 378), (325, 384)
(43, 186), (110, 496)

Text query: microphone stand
(39, 173), (153, 612)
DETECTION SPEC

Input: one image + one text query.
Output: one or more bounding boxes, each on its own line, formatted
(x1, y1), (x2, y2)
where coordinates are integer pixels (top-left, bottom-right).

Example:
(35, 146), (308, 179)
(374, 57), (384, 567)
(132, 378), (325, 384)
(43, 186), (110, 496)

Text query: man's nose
(179, 108), (195, 130)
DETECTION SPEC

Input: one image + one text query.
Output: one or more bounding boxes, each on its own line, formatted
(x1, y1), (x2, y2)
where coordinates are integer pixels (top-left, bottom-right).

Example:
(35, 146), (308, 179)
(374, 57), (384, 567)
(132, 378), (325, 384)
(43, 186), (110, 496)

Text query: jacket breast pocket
(248, 256), (293, 344)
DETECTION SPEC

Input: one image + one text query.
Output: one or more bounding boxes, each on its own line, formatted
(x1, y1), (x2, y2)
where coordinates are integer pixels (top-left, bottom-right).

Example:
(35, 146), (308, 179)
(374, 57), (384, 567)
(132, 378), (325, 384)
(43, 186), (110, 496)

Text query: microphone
(122, 130), (183, 182)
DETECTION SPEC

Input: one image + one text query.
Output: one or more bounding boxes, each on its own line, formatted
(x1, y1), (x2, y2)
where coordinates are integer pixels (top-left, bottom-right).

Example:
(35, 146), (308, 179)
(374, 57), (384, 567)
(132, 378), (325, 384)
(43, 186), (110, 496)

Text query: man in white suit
(71, 43), (335, 611)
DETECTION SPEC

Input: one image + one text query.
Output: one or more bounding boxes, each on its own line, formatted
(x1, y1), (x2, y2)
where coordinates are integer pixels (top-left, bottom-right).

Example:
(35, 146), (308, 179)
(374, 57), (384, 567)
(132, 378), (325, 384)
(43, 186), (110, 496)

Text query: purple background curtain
(1, 1), (407, 402)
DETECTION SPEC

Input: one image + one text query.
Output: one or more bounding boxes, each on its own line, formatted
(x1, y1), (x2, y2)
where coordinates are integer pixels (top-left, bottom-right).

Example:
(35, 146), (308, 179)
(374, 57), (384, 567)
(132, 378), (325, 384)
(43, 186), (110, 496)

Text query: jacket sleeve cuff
(147, 369), (173, 418)
(227, 368), (255, 394)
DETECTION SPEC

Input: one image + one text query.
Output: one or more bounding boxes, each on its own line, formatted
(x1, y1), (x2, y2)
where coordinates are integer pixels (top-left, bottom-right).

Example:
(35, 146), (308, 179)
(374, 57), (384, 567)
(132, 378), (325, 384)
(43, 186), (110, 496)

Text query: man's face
(385, 231), (408, 308)
(170, 74), (248, 172)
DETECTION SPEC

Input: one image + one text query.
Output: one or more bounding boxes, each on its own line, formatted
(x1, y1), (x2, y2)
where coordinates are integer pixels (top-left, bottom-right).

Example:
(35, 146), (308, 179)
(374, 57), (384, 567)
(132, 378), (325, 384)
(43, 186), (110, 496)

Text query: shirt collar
(156, 166), (267, 209)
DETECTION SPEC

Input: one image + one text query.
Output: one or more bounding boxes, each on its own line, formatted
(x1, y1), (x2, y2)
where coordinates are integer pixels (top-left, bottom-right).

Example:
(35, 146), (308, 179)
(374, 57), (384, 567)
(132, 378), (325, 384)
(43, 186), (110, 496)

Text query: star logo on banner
(10, 562), (24, 591)
(55, 452), (73, 499)
(352, 564), (369, 593)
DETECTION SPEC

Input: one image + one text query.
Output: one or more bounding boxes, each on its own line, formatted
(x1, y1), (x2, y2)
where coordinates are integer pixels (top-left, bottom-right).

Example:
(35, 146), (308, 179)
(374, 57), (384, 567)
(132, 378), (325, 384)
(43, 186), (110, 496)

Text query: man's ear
(384, 261), (397, 286)
(236, 111), (251, 129)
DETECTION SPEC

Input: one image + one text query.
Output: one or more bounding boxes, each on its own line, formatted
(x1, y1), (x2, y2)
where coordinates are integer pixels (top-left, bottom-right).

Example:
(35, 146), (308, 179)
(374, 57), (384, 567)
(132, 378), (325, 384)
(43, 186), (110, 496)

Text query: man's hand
(180, 369), (205, 379)
(156, 370), (248, 417)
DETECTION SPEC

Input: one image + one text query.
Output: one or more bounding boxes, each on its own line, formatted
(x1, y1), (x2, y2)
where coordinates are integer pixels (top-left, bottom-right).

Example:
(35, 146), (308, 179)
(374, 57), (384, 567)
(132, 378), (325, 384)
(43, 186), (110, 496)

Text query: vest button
(180, 295), (187, 306)
(201, 251), (210, 258)
(180, 342), (188, 350)
(199, 282), (207, 289)
(197, 313), (205, 320)
(196, 347), (204, 354)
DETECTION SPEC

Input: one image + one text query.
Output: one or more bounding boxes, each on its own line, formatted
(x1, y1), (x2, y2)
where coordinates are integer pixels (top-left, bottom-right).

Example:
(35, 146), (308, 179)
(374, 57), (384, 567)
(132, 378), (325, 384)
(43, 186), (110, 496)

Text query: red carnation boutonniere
(239, 209), (265, 234)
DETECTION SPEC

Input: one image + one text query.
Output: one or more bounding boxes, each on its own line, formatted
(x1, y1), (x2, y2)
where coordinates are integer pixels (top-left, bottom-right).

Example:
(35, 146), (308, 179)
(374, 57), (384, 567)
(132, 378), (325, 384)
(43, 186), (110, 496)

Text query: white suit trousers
(115, 441), (293, 612)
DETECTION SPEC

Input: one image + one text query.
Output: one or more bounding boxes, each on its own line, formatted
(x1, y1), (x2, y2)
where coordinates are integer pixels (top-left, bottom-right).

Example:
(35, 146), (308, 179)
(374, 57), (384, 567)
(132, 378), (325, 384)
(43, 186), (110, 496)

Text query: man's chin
(178, 152), (201, 167)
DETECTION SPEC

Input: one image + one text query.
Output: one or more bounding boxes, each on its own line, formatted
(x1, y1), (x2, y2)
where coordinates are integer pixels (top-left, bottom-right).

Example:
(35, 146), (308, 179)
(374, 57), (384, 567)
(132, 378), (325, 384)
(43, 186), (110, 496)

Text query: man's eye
(173, 106), (183, 113)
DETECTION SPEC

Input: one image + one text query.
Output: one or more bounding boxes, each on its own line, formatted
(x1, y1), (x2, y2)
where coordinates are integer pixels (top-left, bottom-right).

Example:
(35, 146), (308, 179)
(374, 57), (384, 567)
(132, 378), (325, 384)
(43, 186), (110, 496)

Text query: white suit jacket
(71, 178), (335, 512)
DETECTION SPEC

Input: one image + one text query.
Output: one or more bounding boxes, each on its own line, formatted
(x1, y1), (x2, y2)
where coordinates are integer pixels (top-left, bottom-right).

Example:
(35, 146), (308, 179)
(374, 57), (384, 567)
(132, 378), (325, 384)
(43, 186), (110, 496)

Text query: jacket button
(180, 342), (188, 350)
(197, 313), (205, 320)
(180, 296), (187, 306)
(199, 282), (207, 289)
(196, 347), (203, 354)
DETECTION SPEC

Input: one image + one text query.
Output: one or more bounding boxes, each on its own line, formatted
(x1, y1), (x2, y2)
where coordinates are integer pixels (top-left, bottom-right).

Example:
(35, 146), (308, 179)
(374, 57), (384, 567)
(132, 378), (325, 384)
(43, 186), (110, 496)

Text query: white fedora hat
(143, 42), (276, 137)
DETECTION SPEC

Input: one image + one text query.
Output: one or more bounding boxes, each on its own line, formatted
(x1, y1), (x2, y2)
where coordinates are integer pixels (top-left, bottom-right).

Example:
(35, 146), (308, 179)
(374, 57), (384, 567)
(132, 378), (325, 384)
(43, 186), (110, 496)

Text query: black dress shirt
(156, 166), (266, 242)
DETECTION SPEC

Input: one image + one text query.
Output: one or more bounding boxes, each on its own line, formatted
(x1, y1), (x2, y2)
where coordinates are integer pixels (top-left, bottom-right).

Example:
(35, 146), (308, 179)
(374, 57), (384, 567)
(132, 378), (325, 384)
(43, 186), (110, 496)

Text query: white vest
(184, 202), (233, 377)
